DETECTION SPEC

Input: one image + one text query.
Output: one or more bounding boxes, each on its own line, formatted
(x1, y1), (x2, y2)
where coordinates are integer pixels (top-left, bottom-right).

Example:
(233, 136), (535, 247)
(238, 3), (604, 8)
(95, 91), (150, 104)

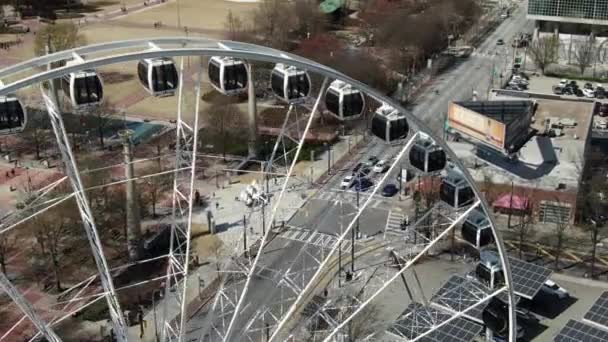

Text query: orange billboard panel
(448, 103), (506, 150)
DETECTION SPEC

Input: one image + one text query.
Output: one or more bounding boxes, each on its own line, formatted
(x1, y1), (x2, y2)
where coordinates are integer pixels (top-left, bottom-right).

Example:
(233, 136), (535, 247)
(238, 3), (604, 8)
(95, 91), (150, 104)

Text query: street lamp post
(152, 289), (162, 342)
(324, 142), (331, 175)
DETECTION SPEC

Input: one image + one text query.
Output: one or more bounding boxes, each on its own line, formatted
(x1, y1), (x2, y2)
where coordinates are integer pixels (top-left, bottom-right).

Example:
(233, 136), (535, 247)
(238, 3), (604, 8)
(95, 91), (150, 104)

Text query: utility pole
(120, 129), (144, 261)
(507, 181), (514, 228)
(339, 200), (343, 288)
(243, 215), (248, 255)
(261, 200), (266, 235)
(352, 182), (359, 274)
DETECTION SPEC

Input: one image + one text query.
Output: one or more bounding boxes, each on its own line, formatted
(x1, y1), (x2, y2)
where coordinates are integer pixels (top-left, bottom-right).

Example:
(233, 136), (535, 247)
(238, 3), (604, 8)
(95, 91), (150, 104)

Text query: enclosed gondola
(0, 94), (26, 134)
(482, 297), (509, 338)
(61, 68), (104, 109)
(325, 80), (365, 120)
(137, 57), (179, 96)
(270, 64), (311, 103)
(461, 209), (494, 249)
(409, 133), (447, 173)
(370, 104), (408, 142)
(439, 166), (475, 208)
(208, 56), (248, 95)
(476, 250), (504, 289)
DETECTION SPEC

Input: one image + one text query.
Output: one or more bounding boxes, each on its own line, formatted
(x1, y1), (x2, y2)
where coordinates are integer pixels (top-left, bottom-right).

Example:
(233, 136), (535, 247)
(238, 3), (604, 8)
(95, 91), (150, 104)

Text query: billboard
(448, 103), (506, 150)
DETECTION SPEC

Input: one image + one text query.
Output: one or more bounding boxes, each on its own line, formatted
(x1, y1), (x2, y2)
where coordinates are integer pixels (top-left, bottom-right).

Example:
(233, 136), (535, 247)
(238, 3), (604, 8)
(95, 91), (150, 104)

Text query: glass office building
(528, 0), (608, 24)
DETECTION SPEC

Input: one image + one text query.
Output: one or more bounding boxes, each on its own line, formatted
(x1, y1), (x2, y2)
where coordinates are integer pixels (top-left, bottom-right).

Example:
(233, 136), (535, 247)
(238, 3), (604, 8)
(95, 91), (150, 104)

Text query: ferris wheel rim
(0, 37), (518, 341)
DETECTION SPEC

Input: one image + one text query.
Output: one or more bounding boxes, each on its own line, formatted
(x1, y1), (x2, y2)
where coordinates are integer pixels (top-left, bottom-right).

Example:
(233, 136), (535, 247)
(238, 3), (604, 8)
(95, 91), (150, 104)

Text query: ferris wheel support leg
(161, 57), (202, 341)
(0, 272), (61, 342)
(247, 62), (258, 159)
(40, 92), (127, 341)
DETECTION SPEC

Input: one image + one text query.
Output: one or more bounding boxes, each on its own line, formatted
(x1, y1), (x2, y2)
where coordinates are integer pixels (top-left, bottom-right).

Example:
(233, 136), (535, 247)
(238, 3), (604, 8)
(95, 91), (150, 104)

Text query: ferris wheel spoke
(40, 89), (128, 341)
(0, 272), (61, 342)
(199, 78), (329, 342)
(160, 56), (203, 341)
(266, 131), (421, 341)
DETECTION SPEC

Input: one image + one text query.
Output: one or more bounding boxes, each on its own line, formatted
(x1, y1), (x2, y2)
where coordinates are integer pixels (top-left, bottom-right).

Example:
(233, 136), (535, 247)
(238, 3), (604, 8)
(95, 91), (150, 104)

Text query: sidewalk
(124, 133), (365, 340)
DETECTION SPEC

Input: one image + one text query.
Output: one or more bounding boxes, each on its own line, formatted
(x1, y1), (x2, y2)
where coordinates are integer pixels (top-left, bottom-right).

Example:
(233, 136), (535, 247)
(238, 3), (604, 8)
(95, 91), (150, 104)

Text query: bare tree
(553, 205), (570, 271)
(251, 0), (297, 49)
(88, 102), (116, 149)
(527, 36), (560, 75)
(34, 21), (85, 57)
(143, 164), (172, 218)
(574, 35), (596, 75)
(294, 0), (327, 37)
(207, 103), (246, 159)
(0, 232), (19, 274)
(225, 10), (245, 41)
(26, 201), (79, 291)
(583, 175), (608, 278)
(22, 109), (51, 160)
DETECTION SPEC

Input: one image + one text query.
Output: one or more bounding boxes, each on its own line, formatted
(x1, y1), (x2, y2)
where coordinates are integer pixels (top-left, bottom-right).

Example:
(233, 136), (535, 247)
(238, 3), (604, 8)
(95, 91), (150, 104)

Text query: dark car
(368, 156), (379, 166)
(382, 184), (399, 197)
(357, 167), (371, 178)
(353, 178), (373, 192)
(584, 82), (594, 90)
(574, 88), (584, 97)
(352, 162), (363, 174)
(595, 87), (606, 99)
(496, 38), (504, 45)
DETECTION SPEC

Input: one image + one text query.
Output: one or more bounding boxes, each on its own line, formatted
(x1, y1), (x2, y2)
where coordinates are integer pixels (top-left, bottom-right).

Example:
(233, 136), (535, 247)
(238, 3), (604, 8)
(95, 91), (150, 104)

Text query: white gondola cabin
(61, 67), (104, 109)
(409, 133), (447, 173)
(208, 56), (248, 95)
(476, 250), (504, 289)
(461, 209), (494, 249)
(0, 94), (26, 134)
(439, 166), (475, 208)
(270, 64), (311, 103)
(325, 80), (365, 120)
(371, 104), (409, 142)
(137, 57), (179, 96)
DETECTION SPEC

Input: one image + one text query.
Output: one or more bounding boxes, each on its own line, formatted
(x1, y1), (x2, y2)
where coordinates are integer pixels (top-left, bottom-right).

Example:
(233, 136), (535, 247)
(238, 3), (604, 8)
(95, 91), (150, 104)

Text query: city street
(411, 2), (535, 134)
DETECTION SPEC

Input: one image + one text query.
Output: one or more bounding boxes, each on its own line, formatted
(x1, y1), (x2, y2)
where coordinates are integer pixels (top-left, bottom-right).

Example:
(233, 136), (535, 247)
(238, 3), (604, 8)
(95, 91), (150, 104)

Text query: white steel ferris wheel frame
(0, 37), (517, 342)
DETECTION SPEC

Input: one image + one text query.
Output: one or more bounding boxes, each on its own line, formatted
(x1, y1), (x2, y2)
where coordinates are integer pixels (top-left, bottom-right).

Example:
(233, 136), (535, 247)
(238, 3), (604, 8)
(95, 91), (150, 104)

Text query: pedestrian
(194, 190), (201, 206)
(11, 168), (14, 176)
(5, 171), (9, 178)
(137, 306), (146, 338)
(216, 202), (219, 210)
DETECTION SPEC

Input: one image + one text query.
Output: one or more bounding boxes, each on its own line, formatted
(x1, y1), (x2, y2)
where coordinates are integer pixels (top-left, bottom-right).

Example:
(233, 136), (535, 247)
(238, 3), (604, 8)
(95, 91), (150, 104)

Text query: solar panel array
(509, 257), (552, 299)
(584, 291), (608, 328)
(432, 275), (489, 322)
(554, 319), (608, 342)
(389, 303), (483, 342)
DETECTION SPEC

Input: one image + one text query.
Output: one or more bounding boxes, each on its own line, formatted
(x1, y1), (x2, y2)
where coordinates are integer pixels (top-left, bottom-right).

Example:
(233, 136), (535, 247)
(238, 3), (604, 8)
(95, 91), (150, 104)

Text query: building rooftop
(449, 92), (595, 192)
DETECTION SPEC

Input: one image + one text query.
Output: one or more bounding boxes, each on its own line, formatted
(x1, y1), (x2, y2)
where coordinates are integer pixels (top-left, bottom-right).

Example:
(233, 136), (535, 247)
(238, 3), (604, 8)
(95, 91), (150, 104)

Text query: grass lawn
(116, 0), (256, 31)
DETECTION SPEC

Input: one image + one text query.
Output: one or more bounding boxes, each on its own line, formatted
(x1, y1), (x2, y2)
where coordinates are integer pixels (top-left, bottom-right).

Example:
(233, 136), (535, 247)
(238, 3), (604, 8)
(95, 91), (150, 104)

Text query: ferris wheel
(0, 38), (517, 342)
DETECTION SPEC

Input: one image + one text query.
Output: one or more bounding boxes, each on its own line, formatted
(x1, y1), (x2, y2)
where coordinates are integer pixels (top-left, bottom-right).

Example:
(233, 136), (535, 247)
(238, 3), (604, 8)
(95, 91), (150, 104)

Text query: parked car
(559, 79), (569, 87)
(539, 279), (569, 300)
(497, 38), (504, 45)
(505, 84), (524, 91)
(584, 82), (594, 90)
(340, 175), (355, 190)
(353, 178), (373, 192)
(552, 85), (564, 95)
(574, 88), (584, 97)
(373, 160), (389, 173)
(595, 87), (606, 99)
(382, 184), (399, 197)
(367, 156), (379, 166)
(352, 162), (363, 174)
(357, 167), (371, 178)
(583, 88), (595, 98)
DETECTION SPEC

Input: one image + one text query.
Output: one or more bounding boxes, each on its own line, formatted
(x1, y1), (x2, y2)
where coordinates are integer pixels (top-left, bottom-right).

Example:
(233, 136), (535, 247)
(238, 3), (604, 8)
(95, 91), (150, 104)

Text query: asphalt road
(411, 3), (535, 134)
(186, 2), (536, 341)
